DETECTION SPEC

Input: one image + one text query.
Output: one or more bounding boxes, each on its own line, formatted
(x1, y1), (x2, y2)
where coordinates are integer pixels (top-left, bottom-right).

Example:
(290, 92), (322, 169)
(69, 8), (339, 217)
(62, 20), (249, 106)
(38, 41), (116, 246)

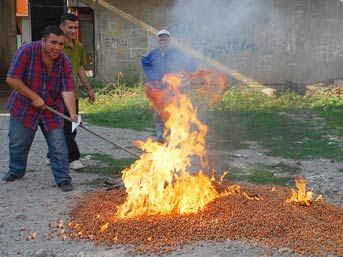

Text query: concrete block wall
(80, 0), (343, 84)
(94, 9), (154, 81)
(0, 0), (17, 89)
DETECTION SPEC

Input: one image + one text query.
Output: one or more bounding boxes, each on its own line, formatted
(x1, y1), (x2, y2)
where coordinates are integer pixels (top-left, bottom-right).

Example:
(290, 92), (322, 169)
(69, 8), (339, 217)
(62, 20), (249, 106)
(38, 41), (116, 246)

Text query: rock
(35, 249), (49, 257)
(334, 79), (343, 86)
(82, 155), (92, 161)
(261, 88), (276, 97)
(278, 247), (293, 254)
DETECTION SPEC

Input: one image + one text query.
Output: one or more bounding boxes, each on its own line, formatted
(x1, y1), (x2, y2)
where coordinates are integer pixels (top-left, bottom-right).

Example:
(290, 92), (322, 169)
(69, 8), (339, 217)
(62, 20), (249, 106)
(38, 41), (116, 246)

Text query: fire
(116, 71), (228, 219)
(188, 69), (228, 106)
(286, 178), (323, 206)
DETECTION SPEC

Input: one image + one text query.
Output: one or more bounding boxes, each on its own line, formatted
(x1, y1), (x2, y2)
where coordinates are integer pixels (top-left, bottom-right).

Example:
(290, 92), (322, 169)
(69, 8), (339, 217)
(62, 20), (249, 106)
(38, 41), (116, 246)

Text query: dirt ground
(0, 114), (342, 257)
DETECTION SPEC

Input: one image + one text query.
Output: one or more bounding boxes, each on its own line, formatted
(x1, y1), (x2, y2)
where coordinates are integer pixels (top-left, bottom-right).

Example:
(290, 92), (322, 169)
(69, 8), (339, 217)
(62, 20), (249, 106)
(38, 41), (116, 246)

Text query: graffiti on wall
(315, 40), (343, 62)
(99, 20), (156, 68)
(97, 10), (343, 82)
(203, 39), (257, 61)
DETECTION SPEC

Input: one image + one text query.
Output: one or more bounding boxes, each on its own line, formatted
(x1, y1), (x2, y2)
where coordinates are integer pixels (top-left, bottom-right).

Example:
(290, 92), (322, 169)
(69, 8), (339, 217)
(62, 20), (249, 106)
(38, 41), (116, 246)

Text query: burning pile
(68, 70), (343, 256)
(68, 183), (343, 256)
(117, 70), (229, 219)
(286, 177), (322, 206)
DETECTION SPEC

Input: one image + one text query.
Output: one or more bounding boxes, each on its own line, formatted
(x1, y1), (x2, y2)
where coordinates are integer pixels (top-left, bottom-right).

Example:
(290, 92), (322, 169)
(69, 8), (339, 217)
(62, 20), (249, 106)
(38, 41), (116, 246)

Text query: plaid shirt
(7, 41), (75, 132)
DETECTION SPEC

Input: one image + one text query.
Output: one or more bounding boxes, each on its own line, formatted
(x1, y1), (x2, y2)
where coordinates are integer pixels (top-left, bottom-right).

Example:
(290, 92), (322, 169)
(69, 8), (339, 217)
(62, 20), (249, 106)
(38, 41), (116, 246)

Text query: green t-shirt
(64, 40), (87, 99)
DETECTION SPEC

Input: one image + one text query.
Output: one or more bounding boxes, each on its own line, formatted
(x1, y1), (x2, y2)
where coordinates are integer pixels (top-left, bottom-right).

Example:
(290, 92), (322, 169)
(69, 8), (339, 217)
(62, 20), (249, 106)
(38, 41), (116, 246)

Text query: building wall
(0, 0), (17, 87)
(80, 0), (343, 84)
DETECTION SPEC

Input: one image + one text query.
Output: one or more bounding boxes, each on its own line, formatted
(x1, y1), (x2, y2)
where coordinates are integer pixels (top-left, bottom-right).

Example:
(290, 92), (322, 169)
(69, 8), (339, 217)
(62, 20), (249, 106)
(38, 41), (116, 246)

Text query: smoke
(166, 0), (278, 50)
(163, 0), (290, 82)
(164, 0), (343, 84)
(160, 1), (280, 168)
(169, 0), (263, 33)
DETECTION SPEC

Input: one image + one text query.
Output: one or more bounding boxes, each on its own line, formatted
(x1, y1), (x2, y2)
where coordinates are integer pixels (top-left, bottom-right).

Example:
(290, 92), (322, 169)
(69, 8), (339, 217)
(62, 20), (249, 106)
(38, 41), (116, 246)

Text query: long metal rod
(45, 106), (140, 158)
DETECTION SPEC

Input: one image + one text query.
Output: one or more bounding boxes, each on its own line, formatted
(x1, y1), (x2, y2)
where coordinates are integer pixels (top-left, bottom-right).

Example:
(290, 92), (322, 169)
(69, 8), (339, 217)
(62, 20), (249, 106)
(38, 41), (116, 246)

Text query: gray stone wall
(81, 0), (343, 84)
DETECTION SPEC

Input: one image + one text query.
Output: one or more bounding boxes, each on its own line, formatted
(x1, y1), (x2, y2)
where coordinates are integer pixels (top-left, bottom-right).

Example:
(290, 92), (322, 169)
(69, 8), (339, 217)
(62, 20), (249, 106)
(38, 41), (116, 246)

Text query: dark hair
(41, 25), (64, 39)
(61, 13), (79, 24)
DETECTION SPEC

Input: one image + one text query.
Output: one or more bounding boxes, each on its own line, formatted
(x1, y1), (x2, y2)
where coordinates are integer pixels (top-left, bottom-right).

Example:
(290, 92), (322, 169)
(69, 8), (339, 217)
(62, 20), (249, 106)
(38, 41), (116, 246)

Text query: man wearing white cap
(141, 29), (196, 143)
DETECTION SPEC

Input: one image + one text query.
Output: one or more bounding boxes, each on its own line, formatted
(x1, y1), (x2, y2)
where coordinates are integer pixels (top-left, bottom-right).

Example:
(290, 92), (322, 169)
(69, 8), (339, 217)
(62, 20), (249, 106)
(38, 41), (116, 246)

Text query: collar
(64, 38), (75, 48)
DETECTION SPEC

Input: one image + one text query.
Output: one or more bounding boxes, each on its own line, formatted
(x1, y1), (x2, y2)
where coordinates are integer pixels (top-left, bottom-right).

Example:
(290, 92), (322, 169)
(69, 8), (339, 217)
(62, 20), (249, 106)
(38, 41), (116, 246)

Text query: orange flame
(116, 71), (228, 219)
(145, 69), (228, 122)
(286, 178), (322, 206)
(188, 69), (228, 106)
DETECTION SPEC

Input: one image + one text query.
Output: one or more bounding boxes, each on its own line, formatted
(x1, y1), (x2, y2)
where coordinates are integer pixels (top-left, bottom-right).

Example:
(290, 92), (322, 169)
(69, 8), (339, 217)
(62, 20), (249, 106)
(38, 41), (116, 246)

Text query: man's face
(41, 33), (65, 59)
(158, 35), (171, 55)
(60, 20), (79, 40)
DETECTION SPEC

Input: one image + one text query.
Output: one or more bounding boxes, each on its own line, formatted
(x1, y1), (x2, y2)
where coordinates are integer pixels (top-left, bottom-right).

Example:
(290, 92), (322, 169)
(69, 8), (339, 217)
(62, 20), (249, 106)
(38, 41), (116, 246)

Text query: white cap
(157, 29), (171, 37)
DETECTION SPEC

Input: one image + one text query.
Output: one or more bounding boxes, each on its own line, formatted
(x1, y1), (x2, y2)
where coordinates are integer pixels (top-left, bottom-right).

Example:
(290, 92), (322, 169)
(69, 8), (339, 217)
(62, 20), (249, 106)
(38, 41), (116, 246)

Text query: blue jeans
(8, 116), (71, 185)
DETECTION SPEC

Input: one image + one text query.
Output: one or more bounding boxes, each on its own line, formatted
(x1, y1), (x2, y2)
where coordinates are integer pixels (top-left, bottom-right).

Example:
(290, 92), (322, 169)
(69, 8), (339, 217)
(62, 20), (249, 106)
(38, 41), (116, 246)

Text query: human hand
(87, 88), (95, 103)
(70, 113), (78, 123)
(31, 94), (45, 109)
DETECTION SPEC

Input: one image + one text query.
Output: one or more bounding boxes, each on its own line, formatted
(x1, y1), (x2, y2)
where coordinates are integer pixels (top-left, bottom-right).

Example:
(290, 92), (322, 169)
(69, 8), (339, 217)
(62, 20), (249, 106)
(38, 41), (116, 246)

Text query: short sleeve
(7, 45), (29, 79)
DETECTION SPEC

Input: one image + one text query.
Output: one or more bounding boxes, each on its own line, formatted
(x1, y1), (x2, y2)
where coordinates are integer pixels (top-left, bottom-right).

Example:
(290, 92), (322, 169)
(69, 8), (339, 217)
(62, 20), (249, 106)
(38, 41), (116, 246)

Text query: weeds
(80, 84), (153, 130)
(227, 163), (295, 186)
(79, 82), (343, 160)
(216, 86), (308, 111)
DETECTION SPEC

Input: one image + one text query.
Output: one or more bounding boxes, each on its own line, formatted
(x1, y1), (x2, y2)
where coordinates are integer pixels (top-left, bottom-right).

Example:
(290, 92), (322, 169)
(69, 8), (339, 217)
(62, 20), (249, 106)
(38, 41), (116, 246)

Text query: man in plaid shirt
(2, 26), (77, 192)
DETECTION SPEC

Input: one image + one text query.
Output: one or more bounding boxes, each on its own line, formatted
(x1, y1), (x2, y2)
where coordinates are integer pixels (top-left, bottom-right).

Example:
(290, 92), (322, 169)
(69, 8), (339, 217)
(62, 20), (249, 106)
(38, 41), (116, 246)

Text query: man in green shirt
(59, 13), (95, 170)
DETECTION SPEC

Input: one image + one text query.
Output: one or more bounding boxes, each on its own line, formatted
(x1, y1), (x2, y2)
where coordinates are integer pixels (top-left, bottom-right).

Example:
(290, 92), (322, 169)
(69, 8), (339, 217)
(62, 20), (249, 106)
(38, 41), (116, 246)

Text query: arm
(62, 56), (78, 122)
(62, 91), (78, 122)
(78, 66), (95, 103)
(141, 49), (160, 82)
(6, 77), (45, 108)
(78, 44), (95, 103)
(6, 45), (45, 107)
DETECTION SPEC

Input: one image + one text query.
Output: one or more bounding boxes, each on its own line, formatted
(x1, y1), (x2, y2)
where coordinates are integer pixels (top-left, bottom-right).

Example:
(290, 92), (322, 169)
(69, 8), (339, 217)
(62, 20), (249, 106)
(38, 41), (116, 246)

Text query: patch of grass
(226, 164), (294, 186)
(315, 109), (343, 137)
(270, 162), (302, 174)
(337, 169), (343, 173)
(80, 84), (154, 131)
(80, 153), (137, 177)
(217, 86), (343, 112)
(310, 90), (343, 109)
(204, 112), (248, 151)
(216, 87), (308, 112)
(248, 164), (292, 186)
(206, 110), (343, 161)
(210, 86), (343, 160)
(79, 84), (343, 161)
(224, 166), (246, 182)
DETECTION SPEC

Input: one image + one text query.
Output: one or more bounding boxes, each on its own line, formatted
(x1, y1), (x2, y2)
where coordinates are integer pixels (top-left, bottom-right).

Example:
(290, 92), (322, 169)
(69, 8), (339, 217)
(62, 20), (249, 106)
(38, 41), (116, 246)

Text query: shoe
(46, 158), (50, 165)
(69, 160), (84, 170)
(2, 173), (18, 183)
(59, 180), (73, 192)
